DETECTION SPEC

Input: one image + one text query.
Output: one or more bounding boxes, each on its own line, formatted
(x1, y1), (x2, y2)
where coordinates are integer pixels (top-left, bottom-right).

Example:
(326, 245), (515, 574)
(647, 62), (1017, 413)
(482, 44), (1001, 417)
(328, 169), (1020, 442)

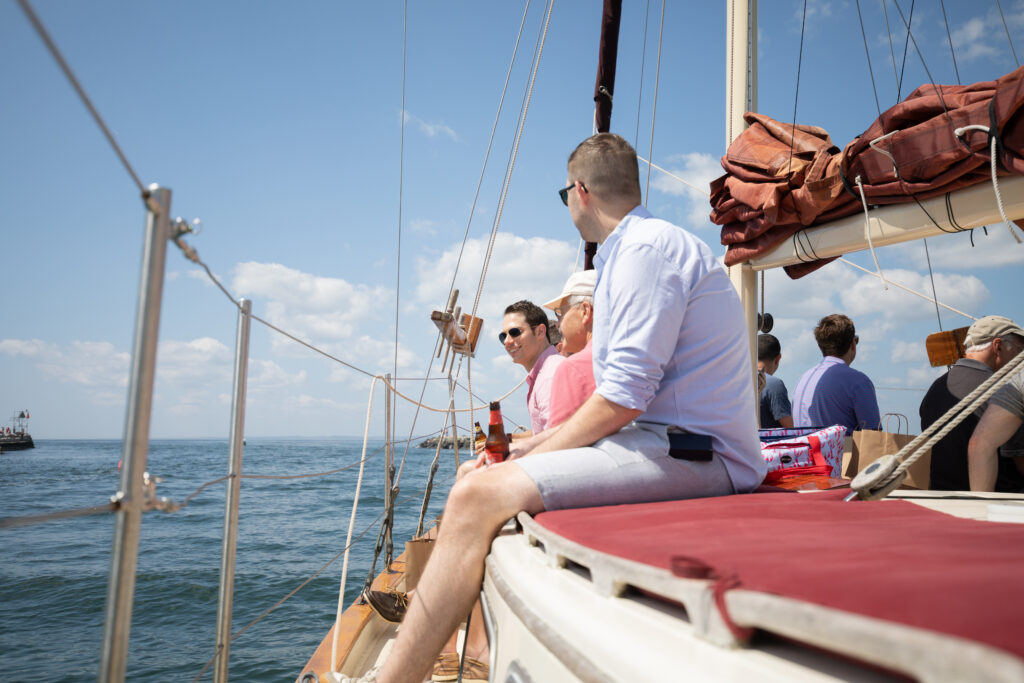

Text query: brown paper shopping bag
(848, 413), (931, 489)
(403, 523), (438, 592)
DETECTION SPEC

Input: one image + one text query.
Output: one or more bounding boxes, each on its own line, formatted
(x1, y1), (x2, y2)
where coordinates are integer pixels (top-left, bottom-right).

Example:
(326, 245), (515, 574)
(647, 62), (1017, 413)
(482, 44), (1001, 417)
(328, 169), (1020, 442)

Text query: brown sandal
(431, 651), (488, 683)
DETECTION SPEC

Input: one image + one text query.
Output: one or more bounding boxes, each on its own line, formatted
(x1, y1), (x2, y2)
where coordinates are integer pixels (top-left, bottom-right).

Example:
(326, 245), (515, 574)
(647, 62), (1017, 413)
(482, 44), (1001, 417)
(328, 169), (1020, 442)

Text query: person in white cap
(544, 269), (597, 427)
(920, 315), (1024, 491)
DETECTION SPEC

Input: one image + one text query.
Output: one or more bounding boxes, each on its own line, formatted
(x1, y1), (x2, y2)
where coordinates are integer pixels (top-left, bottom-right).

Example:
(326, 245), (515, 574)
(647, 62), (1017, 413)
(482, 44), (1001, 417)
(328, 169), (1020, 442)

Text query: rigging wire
(881, 0), (900, 98)
(638, 156), (709, 195)
(922, 239), (944, 330)
(643, 0), (665, 205)
(894, 0), (915, 101)
(786, 0), (809, 178)
(16, 0), (153, 208)
(854, 0), (884, 118)
(634, 0), (652, 149)
(414, 0), (534, 467)
(393, 0), (409, 457)
(889, 1), (958, 135)
(836, 257), (977, 322)
(994, 0), (1021, 67)
(938, 0), (962, 85)
(397, 0), (554, 489)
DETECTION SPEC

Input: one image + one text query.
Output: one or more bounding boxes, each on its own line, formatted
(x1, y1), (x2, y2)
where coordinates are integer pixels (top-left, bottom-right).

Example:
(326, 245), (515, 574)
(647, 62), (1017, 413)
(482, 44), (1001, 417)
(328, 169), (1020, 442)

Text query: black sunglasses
(498, 326), (528, 344)
(558, 181), (586, 206)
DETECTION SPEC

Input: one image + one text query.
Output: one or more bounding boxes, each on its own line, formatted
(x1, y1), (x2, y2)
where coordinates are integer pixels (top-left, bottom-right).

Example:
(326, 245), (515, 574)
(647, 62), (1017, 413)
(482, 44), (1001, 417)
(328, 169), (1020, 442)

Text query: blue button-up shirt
(591, 206), (765, 492)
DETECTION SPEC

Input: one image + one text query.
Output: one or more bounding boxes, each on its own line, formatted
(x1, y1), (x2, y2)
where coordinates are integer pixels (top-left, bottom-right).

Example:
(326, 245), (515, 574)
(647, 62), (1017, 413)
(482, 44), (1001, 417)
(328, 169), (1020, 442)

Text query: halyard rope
(331, 376), (379, 672)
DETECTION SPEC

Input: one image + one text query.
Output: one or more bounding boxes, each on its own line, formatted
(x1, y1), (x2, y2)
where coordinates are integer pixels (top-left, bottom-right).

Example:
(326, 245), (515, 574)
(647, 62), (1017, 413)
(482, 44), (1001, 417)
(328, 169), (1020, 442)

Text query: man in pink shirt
(500, 300), (565, 436)
(545, 270), (597, 427)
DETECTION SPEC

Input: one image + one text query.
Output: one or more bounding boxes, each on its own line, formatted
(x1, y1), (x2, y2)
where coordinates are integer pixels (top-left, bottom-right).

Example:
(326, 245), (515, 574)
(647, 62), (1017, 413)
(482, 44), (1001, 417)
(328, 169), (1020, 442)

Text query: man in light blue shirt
(792, 313), (880, 435)
(377, 133), (765, 683)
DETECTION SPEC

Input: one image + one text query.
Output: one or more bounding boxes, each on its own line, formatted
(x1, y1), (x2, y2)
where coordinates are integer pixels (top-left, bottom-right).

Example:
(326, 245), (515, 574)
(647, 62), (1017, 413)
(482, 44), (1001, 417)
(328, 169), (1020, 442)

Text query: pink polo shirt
(547, 340), (596, 428)
(526, 345), (565, 434)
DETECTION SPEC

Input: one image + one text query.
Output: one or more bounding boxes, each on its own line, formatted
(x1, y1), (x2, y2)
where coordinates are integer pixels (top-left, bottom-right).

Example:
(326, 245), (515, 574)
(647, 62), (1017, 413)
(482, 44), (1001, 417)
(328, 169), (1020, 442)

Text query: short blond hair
(567, 133), (642, 203)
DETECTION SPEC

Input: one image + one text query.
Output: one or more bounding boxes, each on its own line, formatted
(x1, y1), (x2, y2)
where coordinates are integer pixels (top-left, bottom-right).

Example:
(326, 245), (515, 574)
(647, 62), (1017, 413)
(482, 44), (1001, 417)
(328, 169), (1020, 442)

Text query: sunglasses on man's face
(498, 326), (528, 344)
(558, 181), (587, 206)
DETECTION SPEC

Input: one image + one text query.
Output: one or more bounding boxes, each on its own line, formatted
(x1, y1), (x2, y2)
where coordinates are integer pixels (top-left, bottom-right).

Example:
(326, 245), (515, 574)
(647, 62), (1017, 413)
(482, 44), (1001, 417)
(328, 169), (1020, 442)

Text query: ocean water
(0, 437), (456, 681)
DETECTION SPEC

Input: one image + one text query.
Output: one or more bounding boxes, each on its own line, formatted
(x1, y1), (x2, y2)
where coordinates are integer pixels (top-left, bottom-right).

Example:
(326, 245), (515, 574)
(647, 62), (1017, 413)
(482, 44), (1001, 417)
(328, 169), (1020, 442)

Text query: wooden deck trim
(295, 556), (407, 682)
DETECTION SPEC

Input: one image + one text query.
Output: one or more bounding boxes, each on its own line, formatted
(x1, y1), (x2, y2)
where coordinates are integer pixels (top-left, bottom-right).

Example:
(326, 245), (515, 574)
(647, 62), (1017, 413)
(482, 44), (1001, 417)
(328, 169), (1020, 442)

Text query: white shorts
(513, 422), (736, 511)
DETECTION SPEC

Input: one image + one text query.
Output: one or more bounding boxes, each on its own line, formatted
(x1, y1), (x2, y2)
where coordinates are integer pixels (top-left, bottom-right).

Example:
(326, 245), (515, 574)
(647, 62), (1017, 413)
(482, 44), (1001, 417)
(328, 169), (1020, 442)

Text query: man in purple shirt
(792, 314), (880, 435)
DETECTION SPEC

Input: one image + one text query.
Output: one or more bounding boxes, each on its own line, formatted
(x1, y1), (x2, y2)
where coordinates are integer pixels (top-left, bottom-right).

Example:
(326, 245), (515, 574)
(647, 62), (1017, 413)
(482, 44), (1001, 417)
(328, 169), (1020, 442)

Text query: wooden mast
(584, 0), (622, 270)
(726, 0), (760, 407)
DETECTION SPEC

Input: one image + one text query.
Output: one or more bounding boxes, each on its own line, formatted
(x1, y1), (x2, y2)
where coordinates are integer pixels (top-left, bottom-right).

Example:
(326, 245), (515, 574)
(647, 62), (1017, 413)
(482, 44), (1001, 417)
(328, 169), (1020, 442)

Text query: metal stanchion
(213, 298), (252, 682)
(99, 185), (171, 682)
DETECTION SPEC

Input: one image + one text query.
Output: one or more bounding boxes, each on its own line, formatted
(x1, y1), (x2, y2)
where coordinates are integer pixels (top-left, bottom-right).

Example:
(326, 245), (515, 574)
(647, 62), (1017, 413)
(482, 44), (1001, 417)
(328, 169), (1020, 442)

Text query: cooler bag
(759, 425), (847, 483)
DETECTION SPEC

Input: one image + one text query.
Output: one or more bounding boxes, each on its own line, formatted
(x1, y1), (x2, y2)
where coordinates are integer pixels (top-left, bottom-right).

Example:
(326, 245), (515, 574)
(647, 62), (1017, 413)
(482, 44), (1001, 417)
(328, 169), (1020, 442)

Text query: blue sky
(1, 0), (1022, 439)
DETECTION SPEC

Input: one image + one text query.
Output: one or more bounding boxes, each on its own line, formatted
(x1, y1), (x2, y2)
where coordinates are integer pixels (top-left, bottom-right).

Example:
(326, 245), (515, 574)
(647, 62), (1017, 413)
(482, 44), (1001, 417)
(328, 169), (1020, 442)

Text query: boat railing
(9, 5), (521, 680)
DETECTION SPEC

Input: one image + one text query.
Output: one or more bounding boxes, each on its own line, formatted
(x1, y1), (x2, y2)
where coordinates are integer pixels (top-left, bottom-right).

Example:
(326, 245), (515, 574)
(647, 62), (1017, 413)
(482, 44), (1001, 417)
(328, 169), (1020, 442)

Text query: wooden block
(926, 326), (969, 367)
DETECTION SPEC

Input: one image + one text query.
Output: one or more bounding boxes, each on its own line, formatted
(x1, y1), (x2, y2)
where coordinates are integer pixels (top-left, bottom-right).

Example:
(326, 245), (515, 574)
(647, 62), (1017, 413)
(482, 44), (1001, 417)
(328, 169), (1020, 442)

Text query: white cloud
(410, 219), (439, 236)
(283, 394), (347, 411)
(402, 110), (459, 142)
(156, 337), (233, 384)
(232, 261), (391, 343)
(838, 268), (989, 322)
(951, 7), (1024, 62)
(890, 228), (1024, 271)
(890, 339), (927, 363)
(415, 233), (577, 327)
(648, 152), (720, 231)
(249, 360), (307, 390)
(0, 339), (130, 388)
(906, 364), (945, 390)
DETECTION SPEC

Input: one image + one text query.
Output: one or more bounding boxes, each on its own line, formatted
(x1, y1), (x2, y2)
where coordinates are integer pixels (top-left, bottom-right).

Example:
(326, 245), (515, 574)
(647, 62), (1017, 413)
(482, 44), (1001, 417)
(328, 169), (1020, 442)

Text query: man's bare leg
(377, 462), (544, 683)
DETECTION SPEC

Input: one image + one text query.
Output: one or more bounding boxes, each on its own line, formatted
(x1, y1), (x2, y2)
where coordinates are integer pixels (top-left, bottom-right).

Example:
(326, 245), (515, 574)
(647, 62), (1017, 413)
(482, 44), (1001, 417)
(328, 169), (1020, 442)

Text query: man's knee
(444, 463), (542, 530)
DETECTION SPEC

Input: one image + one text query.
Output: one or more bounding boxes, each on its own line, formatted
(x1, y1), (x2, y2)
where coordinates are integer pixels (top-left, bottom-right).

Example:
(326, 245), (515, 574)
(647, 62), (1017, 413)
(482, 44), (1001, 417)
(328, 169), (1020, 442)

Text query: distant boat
(0, 410), (35, 451)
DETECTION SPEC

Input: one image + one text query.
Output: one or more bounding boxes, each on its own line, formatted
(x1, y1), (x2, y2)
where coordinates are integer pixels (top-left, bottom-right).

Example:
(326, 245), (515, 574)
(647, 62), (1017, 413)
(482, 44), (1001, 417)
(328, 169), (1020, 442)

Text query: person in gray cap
(920, 315), (1024, 491)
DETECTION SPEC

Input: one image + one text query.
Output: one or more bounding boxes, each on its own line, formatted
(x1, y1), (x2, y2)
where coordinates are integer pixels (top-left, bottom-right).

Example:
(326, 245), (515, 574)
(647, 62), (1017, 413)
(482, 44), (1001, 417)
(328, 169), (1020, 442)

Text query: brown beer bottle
(484, 401), (510, 464)
(473, 422), (487, 450)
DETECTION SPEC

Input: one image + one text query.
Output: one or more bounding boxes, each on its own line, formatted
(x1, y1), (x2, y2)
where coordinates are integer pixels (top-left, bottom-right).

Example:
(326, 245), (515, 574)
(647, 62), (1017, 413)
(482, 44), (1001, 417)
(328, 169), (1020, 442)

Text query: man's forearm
(509, 424), (562, 458)
(529, 393), (641, 455)
(968, 445), (999, 491)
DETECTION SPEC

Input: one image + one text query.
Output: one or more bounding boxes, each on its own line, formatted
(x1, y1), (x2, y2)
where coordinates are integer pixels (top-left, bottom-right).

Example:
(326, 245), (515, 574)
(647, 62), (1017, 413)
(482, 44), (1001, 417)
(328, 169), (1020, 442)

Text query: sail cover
(710, 64), (1024, 278)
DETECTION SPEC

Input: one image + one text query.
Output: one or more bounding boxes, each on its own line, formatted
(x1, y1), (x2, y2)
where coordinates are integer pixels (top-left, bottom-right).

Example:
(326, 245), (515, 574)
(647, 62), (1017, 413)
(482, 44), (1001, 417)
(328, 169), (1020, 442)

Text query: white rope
(381, 372), (527, 414)
(836, 258), (977, 322)
(954, 124), (1023, 244)
(331, 376), (380, 672)
(854, 174), (888, 290)
(866, 350), (1024, 496)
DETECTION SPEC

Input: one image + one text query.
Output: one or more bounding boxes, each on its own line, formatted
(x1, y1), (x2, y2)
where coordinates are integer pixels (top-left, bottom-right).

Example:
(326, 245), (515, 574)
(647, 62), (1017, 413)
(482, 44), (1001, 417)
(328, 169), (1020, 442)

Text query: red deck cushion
(535, 490), (1024, 659)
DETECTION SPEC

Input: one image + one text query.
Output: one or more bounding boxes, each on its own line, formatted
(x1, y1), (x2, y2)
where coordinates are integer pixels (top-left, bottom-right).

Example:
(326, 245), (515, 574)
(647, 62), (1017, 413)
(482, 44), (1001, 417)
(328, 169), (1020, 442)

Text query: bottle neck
(488, 408), (502, 426)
